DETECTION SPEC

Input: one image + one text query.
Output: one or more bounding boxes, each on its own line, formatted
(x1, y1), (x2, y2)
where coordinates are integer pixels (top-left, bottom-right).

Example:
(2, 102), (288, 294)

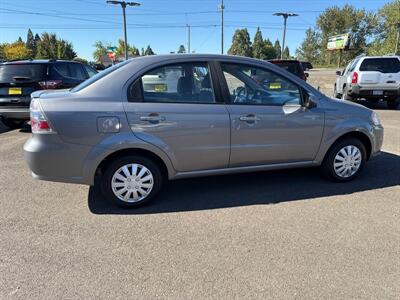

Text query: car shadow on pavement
(88, 151), (400, 215)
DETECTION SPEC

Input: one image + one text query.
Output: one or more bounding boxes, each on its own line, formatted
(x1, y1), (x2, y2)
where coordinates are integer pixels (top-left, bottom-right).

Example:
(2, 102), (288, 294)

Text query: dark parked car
(268, 59), (308, 81)
(0, 59), (97, 128)
(301, 61), (313, 70)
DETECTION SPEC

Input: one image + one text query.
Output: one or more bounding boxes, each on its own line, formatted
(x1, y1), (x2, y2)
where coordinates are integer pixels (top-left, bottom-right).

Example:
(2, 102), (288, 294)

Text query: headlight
(371, 111), (381, 126)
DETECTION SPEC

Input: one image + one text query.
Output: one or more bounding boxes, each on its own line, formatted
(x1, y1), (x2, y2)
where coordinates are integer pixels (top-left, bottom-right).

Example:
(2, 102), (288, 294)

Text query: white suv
(334, 56), (400, 109)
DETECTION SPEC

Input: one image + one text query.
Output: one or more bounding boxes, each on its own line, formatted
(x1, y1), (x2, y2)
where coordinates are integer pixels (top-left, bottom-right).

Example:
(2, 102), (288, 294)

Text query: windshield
(0, 64), (47, 83)
(71, 60), (130, 92)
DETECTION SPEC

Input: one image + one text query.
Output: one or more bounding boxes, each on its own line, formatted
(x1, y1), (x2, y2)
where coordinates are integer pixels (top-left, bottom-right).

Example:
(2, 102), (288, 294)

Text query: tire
(321, 138), (367, 182)
(0, 117), (25, 129)
(100, 155), (163, 208)
(387, 99), (399, 109)
(341, 86), (353, 101)
(333, 85), (341, 99)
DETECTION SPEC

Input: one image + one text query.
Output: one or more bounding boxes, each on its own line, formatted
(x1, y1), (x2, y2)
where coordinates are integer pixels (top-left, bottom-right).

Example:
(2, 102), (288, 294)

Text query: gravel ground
(0, 70), (399, 299)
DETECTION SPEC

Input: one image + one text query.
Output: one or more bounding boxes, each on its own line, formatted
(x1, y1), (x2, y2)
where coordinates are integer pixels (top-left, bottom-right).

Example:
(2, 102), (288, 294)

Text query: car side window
(84, 65), (97, 78)
(51, 63), (70, 77)
(69, 63), (86, 80)
(221, 63), (301, 106)
(132, 62), (215, 103)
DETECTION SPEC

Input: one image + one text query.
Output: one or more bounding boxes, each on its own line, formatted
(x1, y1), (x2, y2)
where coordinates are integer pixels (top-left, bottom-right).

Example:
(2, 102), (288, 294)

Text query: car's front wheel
(321, 138), (366, 182)
(100, 155), (163, 208)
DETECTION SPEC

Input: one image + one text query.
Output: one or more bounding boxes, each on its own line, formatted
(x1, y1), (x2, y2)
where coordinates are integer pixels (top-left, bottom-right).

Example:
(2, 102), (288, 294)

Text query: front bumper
(24, 134), (92, 185)
(371, 124), (384, 158)
(0, 107), (30, 119)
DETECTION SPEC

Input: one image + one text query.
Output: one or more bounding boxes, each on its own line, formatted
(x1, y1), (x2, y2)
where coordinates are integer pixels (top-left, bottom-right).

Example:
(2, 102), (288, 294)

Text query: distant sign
(107, 46), (117, 53)
(327, 34), (350, 51)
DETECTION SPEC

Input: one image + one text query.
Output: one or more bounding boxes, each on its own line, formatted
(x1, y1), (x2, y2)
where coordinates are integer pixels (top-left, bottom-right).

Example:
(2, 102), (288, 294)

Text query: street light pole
(219, 0), (225, 54)
(106, 1), (141, 61)
(273, 12), (298, 59)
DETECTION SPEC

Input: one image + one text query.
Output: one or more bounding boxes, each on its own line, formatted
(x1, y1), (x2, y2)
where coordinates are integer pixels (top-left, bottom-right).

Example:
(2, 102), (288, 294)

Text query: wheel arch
(325, 131), (372, 161)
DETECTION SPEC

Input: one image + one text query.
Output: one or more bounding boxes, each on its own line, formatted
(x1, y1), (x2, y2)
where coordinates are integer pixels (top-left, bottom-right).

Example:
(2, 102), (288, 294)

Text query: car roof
(1, 59), (82, 65)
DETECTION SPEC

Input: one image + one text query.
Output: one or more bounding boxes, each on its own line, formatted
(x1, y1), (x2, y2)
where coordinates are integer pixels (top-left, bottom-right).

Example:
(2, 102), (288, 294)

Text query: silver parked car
(24, 54), (384, 207)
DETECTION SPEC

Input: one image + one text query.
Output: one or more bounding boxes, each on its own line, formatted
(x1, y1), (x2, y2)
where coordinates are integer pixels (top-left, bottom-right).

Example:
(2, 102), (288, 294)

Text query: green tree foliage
(92, 41), (109, 63)
(36, 33), (76, 59)
(273, 39), (281, 59)
(263, 39), (277, 59)
(228, 28), (252, 57)
(115, 39), (139, 58)
(144, 45), (155, 55)
(252, 27), (265, 59)
(295, 28), (321, 62)
(177, 45), (186, 54)
(283, 46), (290, 59)
(0, 43), (6, 60)
(3, 41), (31, 60)
(316, 5), (377, 65)
(368, 0), (400, 55)
(26, 29), (36, 58)
(73, 57), (89, 64)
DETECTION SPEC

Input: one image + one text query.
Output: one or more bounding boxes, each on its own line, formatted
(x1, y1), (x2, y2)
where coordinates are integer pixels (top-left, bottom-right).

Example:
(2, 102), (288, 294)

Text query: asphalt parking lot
(1, 70), (399, 299)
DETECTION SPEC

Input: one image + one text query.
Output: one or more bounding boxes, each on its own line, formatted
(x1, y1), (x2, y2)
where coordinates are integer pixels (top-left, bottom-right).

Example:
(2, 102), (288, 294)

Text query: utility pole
(106, 1), (141, 61)
(273, 12), (298, 59)
(187, 24), (191, 54)
(219, 0), (225, 54)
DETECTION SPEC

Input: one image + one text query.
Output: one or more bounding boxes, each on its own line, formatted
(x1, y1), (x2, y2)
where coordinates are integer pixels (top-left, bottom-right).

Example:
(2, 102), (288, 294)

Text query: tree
(0, 43), (6, 60)
(144, 45), (155, 55)
(134, 48), (140, 56)
(26, 29), (36, 58)
(17, 37), (23, 43)
(115, 39), (138, 58)
(316, 4), (377, 65)
(368, 0), (400, 55)
(141, 48), (145, 56)
(36, 33), (76, 59)
(264, 38), (277, 59)
(92, 41), (109, 62)
(295, 28), (320, 62)
(274, 39), (281, 59)
(228, 28), (252, 57)
(177, 45), (186, 54)
(283, 46), (290, 59)
(3, 41), (31, 60)
(73, 57), (89, 64)
(252, 27), (265, 59)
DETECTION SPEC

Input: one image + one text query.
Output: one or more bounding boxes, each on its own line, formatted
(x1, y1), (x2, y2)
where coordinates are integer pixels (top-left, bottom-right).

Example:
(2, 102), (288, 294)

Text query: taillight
(30, 99), (54, 133)
(351, 72), (358, 84)
(38, 80), (62, 89)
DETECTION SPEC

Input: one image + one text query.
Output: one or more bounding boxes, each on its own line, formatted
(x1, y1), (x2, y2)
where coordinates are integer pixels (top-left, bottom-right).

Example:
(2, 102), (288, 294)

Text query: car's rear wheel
(100, 155), (162, 208)
(321, 138), (366, 182)
(0, 117), (25, 129)
(333, 85), (341, 99)
(341, 86), (353, 101)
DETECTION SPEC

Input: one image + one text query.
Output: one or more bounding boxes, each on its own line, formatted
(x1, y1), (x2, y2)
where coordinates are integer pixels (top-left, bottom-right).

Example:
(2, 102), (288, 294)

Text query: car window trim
(216, 61), (304, 107)
(127, 61), (221, 105)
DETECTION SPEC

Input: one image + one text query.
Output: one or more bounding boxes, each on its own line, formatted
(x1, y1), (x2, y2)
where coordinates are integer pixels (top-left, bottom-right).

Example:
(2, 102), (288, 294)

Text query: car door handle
(139, 115), (166, 122)
(239, 115), (260, 122)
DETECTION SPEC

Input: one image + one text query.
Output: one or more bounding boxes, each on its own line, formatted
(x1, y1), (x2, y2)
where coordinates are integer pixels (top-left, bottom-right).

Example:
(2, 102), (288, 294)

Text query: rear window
(71, 60), (130, 92)
(359, 58), (400, 73)
(270, 61), (303, 76)
(0, 64), (47, 82)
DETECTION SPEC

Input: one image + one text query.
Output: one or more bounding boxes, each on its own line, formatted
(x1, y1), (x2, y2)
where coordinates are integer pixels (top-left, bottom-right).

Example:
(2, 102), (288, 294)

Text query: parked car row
(0, 59), (97, 128)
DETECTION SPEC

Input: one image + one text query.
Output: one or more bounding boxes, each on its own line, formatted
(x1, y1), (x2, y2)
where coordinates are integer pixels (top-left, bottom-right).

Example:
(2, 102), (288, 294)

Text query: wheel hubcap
(333, 145), (362, 178)
(111, 163), (154, 203)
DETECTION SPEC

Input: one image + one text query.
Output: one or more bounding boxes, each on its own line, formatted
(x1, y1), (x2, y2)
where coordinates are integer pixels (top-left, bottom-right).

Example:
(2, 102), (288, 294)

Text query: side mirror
(336, 70), (342, 76)
(302, 90), (317, 109)
(305, 72), (309, 78)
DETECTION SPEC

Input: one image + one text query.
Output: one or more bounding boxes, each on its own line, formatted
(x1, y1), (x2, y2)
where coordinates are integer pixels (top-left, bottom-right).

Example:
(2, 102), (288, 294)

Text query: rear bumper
(0, 107), (30, 119)
(348, 85), (400, 99)
(23, 134), (92, 185)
